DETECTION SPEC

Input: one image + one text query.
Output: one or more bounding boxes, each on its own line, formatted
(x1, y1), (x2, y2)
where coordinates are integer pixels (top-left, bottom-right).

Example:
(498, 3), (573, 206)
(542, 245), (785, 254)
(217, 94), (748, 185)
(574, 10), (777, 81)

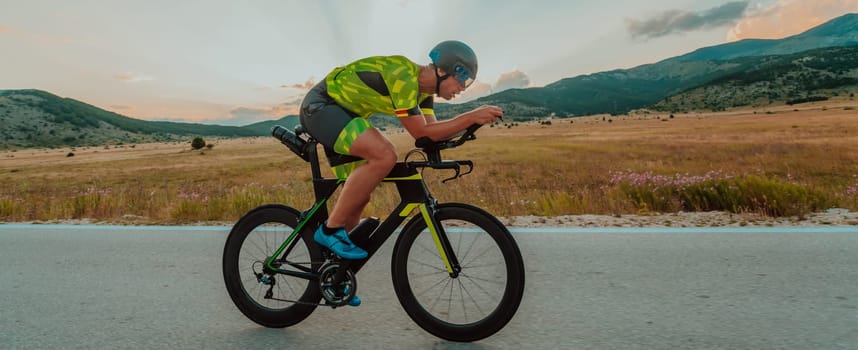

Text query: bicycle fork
(400, 202), (462, 277)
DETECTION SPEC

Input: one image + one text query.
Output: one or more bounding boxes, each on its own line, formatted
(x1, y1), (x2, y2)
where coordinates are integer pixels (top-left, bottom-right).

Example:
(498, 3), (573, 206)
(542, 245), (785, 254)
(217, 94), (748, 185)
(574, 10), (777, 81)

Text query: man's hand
(465, 105), (504, 125)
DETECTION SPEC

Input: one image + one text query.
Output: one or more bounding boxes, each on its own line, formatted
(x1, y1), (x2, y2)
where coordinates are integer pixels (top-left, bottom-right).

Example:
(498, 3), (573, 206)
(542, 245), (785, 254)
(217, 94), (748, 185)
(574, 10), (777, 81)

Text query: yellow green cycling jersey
(324, 55), (434, 118)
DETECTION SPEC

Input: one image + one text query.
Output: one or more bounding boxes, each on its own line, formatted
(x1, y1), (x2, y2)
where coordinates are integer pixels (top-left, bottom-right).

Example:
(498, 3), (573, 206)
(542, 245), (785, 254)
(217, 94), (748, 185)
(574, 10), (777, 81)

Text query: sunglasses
(452, 65), (475, 88)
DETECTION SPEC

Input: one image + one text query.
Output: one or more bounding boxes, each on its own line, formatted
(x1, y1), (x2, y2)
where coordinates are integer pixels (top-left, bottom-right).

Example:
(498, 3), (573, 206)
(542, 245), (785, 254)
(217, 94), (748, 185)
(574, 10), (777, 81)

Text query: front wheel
(391, 203), (525, 342)
(222, 205), (322, 328)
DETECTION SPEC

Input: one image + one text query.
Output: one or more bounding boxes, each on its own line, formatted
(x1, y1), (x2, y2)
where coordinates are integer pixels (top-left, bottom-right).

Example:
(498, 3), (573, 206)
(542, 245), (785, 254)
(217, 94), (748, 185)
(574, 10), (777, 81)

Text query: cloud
(728, 0), (858, 40)
(114, 72), (154, 83)
(225, 98), (303, 125)
(281, 78), (315, 90)
(494, 70), (531, 91)
(109, 105), (132, 110)
(627, 1), (750, 39)
(272, 98), (303, 116)
(0, 25), (76, 44)
(227, 107), (278, 125)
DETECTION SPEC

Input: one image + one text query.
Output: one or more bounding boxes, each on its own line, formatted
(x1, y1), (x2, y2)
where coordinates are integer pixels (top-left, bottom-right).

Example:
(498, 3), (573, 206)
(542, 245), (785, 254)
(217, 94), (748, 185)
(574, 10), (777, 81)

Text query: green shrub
(611, 172), (832, 217)
(191, 137), (206, 150)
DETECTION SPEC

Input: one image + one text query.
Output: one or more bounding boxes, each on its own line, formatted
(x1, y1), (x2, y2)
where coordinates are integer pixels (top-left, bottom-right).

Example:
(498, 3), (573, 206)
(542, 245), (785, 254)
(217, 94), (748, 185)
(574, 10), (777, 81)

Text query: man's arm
(399, 105), (503, 141)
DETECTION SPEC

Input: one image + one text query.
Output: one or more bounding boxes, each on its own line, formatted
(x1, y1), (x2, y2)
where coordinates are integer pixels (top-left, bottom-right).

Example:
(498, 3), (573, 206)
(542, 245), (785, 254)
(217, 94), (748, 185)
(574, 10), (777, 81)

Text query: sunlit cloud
(225, 98), (303, 125)
(114, 72), (154, 83)
(109, 105), (132, 110)
(227, 107), (278, 125)
(8, 28), (76, 44)
(727, 0), (858, 40)
(627, 1), (750, 39)
(119, 98), (236, 124)
(494, 70), (531, 92)
(0, 24), (74, 43)
(281, 78), (315, 90)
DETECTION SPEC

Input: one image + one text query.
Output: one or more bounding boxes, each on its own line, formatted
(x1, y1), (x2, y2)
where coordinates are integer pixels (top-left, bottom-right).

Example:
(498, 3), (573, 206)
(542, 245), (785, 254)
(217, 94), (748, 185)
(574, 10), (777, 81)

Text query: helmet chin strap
(433, 65), (450, 96)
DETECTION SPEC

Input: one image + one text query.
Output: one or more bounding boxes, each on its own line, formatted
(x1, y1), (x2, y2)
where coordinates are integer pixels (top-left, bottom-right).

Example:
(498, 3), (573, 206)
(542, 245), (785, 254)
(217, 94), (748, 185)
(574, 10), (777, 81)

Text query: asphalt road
(1, 225), (857, 350)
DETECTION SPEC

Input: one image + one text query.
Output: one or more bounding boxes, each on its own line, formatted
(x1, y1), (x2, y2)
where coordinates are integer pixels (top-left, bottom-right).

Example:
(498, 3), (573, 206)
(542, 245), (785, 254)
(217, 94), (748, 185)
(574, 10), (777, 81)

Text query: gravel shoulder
(501, 209), (858, 228)
(7, 209), (857, 228)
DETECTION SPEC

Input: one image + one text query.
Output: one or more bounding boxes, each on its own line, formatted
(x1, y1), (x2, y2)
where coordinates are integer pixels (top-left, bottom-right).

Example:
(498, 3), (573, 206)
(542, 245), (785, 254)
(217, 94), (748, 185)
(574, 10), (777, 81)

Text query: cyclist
(299, 40), (502, 305)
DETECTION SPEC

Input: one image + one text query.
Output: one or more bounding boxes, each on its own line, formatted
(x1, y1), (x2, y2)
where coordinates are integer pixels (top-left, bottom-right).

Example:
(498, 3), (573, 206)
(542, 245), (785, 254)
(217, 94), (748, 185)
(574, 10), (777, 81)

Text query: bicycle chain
(263, 294), (339, 308)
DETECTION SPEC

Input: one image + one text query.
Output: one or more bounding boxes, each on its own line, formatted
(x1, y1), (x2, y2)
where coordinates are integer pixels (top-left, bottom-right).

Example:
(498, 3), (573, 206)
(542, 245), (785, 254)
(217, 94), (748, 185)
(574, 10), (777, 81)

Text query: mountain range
(436, 13), (858, 118)
(1, 13), (857, 149)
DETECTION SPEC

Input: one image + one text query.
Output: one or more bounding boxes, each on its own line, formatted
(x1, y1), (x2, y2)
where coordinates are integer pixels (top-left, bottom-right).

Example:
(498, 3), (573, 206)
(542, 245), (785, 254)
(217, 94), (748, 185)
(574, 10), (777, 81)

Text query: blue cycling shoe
(343, 285), (361, 307)
(314, 224), (368, 260)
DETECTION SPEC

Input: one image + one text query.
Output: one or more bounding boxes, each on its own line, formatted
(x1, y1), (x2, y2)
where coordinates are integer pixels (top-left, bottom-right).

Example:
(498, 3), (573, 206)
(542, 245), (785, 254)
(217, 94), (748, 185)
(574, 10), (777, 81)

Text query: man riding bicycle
(299, 40), (503, 305)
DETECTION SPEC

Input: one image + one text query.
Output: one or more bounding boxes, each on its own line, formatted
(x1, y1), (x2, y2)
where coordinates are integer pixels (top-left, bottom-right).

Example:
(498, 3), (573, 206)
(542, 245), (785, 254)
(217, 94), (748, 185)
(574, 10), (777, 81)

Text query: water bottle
(349, 217), (380, 248)
(272, 125), (309, 161)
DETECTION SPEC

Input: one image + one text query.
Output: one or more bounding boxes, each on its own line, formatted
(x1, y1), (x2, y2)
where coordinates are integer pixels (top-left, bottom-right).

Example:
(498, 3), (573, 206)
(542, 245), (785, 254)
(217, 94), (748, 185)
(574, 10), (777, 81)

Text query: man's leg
(327, 127), (397, 231)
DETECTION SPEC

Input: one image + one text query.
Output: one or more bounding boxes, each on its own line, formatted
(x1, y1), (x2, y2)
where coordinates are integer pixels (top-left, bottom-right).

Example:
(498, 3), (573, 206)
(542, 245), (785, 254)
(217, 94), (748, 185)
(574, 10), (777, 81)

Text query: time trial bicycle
(222, 123), (525, 342)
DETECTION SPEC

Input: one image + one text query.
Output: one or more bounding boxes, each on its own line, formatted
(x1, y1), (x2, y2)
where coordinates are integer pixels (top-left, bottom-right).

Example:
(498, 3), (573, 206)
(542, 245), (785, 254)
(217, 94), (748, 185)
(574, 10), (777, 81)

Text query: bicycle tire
(222, 205), (322, 328)
(391, 203), (525, 342)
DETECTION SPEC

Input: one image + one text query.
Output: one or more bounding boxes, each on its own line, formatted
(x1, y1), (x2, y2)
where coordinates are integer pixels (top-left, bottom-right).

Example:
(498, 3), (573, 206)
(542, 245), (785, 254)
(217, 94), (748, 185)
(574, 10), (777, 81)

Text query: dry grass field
(1, 101), (857, 224)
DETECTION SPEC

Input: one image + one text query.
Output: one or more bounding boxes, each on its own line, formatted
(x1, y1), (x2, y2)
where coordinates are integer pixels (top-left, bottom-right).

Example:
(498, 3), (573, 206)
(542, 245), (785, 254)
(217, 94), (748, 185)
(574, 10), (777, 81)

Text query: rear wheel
(222, 205), (322, 328)
(391, 204), (525, 342)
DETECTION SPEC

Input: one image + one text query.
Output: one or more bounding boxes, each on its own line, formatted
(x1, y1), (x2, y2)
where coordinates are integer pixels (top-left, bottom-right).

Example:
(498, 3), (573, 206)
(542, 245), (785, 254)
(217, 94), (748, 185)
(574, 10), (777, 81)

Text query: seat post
(308, 142), (323, 180)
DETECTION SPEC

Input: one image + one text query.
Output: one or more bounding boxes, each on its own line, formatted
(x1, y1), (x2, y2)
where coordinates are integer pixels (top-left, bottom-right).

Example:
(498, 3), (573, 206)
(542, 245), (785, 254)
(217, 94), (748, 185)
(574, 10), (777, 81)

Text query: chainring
(318, 262), (357, 306)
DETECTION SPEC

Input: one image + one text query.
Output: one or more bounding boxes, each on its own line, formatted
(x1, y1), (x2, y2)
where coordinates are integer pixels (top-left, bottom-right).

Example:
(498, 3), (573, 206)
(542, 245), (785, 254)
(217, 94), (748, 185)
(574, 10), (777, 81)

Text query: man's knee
(351, 131), (397, 167)
(374, 147), (397, 167)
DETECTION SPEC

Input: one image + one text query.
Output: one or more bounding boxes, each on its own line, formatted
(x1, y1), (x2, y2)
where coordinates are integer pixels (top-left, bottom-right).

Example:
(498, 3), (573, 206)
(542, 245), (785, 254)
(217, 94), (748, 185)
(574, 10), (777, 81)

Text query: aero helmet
(429, 40), (477, 89)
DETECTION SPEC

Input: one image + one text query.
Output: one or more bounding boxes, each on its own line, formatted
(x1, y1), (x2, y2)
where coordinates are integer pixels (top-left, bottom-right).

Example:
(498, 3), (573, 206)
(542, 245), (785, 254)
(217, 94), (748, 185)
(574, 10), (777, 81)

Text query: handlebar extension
(413, 123), (483, 163)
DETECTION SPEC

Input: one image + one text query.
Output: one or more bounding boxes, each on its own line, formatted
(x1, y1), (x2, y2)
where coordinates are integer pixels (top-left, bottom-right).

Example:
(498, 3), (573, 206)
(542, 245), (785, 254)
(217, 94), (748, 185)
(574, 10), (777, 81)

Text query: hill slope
(652, 45), (858, 112)
(242, 115), (301, 135)
(437, 13), (858, 120)
(669, 13), (858, 62)
(0, 90), (259, 148)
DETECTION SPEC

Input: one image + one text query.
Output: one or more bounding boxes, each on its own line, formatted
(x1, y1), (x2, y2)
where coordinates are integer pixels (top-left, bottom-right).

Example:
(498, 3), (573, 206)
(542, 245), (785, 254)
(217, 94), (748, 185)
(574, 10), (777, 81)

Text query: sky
(1, 0), (857, 125)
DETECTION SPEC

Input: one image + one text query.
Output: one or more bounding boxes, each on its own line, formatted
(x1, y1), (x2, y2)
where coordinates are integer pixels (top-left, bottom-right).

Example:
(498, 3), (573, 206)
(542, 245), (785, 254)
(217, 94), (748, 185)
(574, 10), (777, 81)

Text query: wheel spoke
(414, 274), (451, 299)
(428, 278), (453, 313)
(416, 236), (441, 256)
(462, 244), (497, 268)
(410, 270), (448, 280)
(460, 272), (506, 285)
(457, 277), (489, 319)
(246, 237), (269, 260)
(460, 273), (504, 301)
(459, 231), (482, 264)
(446, 276), (454, 318)
(457, 279), (469, 322)
(408, 258), (447, 273)
(460, 262), (499, 269)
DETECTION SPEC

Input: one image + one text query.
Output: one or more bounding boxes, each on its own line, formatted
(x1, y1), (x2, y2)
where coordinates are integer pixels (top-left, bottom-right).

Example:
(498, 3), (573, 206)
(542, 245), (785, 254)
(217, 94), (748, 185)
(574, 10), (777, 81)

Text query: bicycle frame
(263, 136), (464, 280)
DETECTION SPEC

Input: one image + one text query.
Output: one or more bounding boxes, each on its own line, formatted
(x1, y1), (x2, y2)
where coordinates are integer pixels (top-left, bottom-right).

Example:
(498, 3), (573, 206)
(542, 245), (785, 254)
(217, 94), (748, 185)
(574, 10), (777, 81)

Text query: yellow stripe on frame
(418, 204), (453, 274)
(385, 173), (422, 181)
(399, 203), (421, 217)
